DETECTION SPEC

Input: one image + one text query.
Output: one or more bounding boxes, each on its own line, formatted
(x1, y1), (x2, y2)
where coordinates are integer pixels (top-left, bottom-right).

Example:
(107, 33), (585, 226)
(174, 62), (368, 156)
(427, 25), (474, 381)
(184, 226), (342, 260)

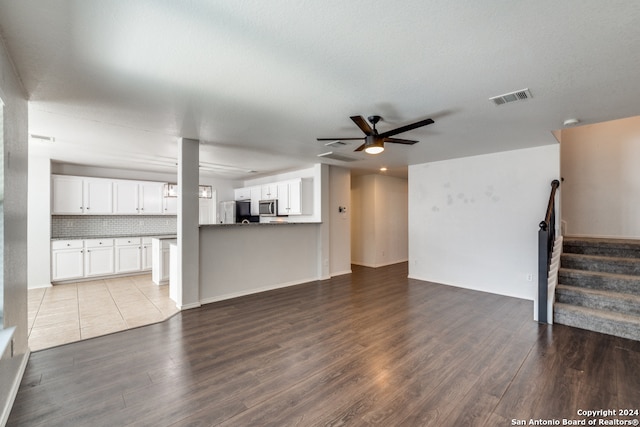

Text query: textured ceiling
(1, 1), (639, 179)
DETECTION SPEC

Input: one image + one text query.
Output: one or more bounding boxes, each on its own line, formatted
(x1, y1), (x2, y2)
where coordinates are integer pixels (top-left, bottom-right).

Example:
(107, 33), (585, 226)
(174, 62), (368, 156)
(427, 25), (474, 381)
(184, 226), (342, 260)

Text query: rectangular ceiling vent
(317, 151), (358, 162)
(324, 140), (347, 147)
(489, 88), (532, 106)
(30, 134), (56, 142)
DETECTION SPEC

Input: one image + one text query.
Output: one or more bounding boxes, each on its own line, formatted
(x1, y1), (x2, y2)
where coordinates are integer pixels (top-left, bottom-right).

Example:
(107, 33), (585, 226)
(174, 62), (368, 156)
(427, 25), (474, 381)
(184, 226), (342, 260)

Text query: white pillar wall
(177, 138), (200, 309)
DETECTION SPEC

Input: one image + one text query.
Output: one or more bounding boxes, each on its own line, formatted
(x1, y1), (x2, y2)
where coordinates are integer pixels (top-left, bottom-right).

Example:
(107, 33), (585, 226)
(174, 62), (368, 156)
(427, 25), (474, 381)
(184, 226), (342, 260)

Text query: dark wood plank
(7, 262), (640, 427)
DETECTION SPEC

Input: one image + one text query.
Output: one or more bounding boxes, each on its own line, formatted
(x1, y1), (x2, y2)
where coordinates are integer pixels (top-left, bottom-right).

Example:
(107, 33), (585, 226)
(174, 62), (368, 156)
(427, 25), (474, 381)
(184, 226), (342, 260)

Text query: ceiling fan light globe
(365, 146), (384, 154)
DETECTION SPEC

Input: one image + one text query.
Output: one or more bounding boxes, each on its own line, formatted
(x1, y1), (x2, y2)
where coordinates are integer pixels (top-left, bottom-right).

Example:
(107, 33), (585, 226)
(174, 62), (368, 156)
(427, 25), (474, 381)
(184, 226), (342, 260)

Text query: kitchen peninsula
(198, 221), (326, 305)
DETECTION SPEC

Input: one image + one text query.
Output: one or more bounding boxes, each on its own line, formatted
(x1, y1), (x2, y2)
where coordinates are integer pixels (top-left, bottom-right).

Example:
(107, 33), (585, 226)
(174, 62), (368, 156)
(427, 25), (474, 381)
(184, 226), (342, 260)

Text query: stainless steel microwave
(258, 199), (278, 216)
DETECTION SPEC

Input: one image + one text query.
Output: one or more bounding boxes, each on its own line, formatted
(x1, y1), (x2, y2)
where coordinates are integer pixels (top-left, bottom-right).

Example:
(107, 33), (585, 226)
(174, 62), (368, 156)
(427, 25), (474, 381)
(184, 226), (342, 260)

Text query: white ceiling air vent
(317, 151), (358, 162)
(324, 140), (347, 147)
(30, 134), (56, 142)
(489, 88), (532, 106)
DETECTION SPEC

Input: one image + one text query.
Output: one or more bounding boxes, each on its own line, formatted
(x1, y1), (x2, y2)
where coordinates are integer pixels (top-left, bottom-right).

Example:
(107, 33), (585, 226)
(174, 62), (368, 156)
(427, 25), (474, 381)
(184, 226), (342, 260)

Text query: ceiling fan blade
(378, 118), (434, 138)
(354, 143), (366, 152)
(350, 116), (374, 136)
(384, 137), (418, 145)
(317, 137), (365, 141)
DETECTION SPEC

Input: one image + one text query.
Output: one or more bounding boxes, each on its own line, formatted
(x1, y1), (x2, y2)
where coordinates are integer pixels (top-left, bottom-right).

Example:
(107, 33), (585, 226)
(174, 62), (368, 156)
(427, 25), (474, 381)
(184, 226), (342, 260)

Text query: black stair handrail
(538, 179), (560, 324)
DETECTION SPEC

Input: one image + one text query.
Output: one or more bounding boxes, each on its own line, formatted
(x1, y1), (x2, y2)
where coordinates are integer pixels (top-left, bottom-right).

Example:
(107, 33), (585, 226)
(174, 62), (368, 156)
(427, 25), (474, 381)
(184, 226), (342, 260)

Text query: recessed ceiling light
(380, 167), (388, 171)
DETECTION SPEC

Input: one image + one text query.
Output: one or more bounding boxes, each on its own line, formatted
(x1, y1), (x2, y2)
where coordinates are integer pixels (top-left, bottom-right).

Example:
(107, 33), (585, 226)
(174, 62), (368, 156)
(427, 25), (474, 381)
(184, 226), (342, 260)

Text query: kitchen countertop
(51, 234), (177, 241)
(200, 222), (321, 227)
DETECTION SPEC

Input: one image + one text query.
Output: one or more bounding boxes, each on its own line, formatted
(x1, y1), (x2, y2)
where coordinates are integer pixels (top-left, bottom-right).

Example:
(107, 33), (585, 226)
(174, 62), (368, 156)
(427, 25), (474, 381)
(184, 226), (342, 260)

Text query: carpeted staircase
(554, 236), (640, 341)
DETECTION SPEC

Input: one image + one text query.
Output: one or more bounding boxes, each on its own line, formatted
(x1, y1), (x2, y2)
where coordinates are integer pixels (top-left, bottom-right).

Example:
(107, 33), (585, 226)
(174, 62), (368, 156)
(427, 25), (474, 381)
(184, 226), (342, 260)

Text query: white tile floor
(28, 274), (180, 351)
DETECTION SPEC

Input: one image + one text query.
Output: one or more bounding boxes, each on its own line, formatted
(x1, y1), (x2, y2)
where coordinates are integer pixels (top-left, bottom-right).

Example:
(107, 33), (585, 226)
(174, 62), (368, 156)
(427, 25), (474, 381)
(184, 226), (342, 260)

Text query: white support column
(177, 138), (201, 309)
(317, 164), (331, 280)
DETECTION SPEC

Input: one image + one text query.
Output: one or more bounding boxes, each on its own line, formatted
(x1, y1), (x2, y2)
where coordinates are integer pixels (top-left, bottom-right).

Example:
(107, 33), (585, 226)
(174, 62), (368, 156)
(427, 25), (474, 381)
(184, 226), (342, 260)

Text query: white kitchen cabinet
(115, 237), (142, 273)
(52, 175), (113, 215)
(52, 176), (84, 214)
(84, 239), (114, 277)
(84, 178), (113, 214)
(277, 178), (311, 215)
(163, 196), (178, 215)
(234, 187), (251, 201)
(113, 180), (140, 214)
(250, 186), (261, 215)
(113, 180), (165, 214)
(51, 240), (84, 281)
(261, 184), (278, 200)
(152, 237), (176, 285)
(141, 237), (153, 271)
(139, 181), (164, 214)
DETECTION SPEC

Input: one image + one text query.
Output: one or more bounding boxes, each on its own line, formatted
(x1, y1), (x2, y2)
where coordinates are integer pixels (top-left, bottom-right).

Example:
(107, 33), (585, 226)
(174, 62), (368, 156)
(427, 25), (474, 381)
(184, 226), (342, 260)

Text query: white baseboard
(27, 283), (52, 290)
(200, 276), (319, 305)
(177, 302), (201, 310)
(352, 259), (408, 268)
(0, 350), (30, 427)
(330, 269), (352, 277)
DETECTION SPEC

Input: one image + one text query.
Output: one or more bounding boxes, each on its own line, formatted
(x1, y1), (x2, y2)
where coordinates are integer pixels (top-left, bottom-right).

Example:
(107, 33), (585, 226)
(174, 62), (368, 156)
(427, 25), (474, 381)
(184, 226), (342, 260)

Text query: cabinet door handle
(87, 207), (90, 210)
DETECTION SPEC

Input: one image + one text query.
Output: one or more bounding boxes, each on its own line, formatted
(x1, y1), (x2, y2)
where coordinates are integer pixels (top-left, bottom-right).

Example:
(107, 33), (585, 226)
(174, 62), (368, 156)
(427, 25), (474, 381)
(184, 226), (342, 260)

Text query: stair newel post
(538, 221), (550, 323)
(538, 179), (560, 324)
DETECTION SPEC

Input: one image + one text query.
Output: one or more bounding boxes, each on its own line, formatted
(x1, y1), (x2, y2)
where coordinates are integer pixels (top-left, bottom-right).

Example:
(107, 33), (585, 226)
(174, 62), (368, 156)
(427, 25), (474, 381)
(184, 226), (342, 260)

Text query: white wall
(561, 116), (640, 238)
(351, 174), (408, 267)
(27, 156), (51, 288)
(409, 144), (560, 301)
(329, 166), (351, 276)
(0, 34), (29, 425)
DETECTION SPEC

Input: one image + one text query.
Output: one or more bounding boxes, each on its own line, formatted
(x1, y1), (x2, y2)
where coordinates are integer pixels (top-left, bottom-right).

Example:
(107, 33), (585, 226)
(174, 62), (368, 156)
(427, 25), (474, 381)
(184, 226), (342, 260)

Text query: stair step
(558, 268), (640, 296)
(563, 236), (640, 258)
(561, 253), (640, 276)
(556, 284), (640, 316)
(554, 303), (640, 341)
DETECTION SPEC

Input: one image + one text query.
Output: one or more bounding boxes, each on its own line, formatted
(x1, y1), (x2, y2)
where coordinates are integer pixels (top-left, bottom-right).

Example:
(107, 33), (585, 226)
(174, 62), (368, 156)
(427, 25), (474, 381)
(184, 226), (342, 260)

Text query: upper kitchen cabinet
(234, 187), (251, 201)
(114, 180), (165, 215)
(51, 175), (113, 215)
(277, 178), (312, 215)
(261, 183), (278, 200)
(139, 181), (165, 214)
(85, 178), (113, 214)
(163, 196), (178, 215)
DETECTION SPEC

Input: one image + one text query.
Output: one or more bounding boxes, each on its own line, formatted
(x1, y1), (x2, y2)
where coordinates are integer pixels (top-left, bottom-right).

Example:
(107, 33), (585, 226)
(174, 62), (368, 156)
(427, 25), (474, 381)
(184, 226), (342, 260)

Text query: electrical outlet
(526, 273), (533, 281)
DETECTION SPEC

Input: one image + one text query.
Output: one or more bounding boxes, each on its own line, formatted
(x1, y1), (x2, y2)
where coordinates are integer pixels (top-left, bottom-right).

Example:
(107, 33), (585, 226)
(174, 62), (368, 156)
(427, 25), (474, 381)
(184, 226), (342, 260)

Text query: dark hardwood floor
(8, 263), (640, 426)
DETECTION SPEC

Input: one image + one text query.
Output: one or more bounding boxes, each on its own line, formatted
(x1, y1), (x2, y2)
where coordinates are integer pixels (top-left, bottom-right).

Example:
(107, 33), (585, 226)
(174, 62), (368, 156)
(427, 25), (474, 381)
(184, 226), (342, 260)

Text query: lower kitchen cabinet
(51, 240), (85, 281)
(52, 236), (157, 283)
(141, 237), (153, 270)
(84, 239), (115, 277)
(115, 238), (142, 273)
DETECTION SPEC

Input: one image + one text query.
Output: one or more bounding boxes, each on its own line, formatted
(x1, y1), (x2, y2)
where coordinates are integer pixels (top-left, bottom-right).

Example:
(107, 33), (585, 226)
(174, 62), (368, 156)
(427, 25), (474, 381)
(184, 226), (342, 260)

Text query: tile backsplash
(52, 215), (177, 238)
